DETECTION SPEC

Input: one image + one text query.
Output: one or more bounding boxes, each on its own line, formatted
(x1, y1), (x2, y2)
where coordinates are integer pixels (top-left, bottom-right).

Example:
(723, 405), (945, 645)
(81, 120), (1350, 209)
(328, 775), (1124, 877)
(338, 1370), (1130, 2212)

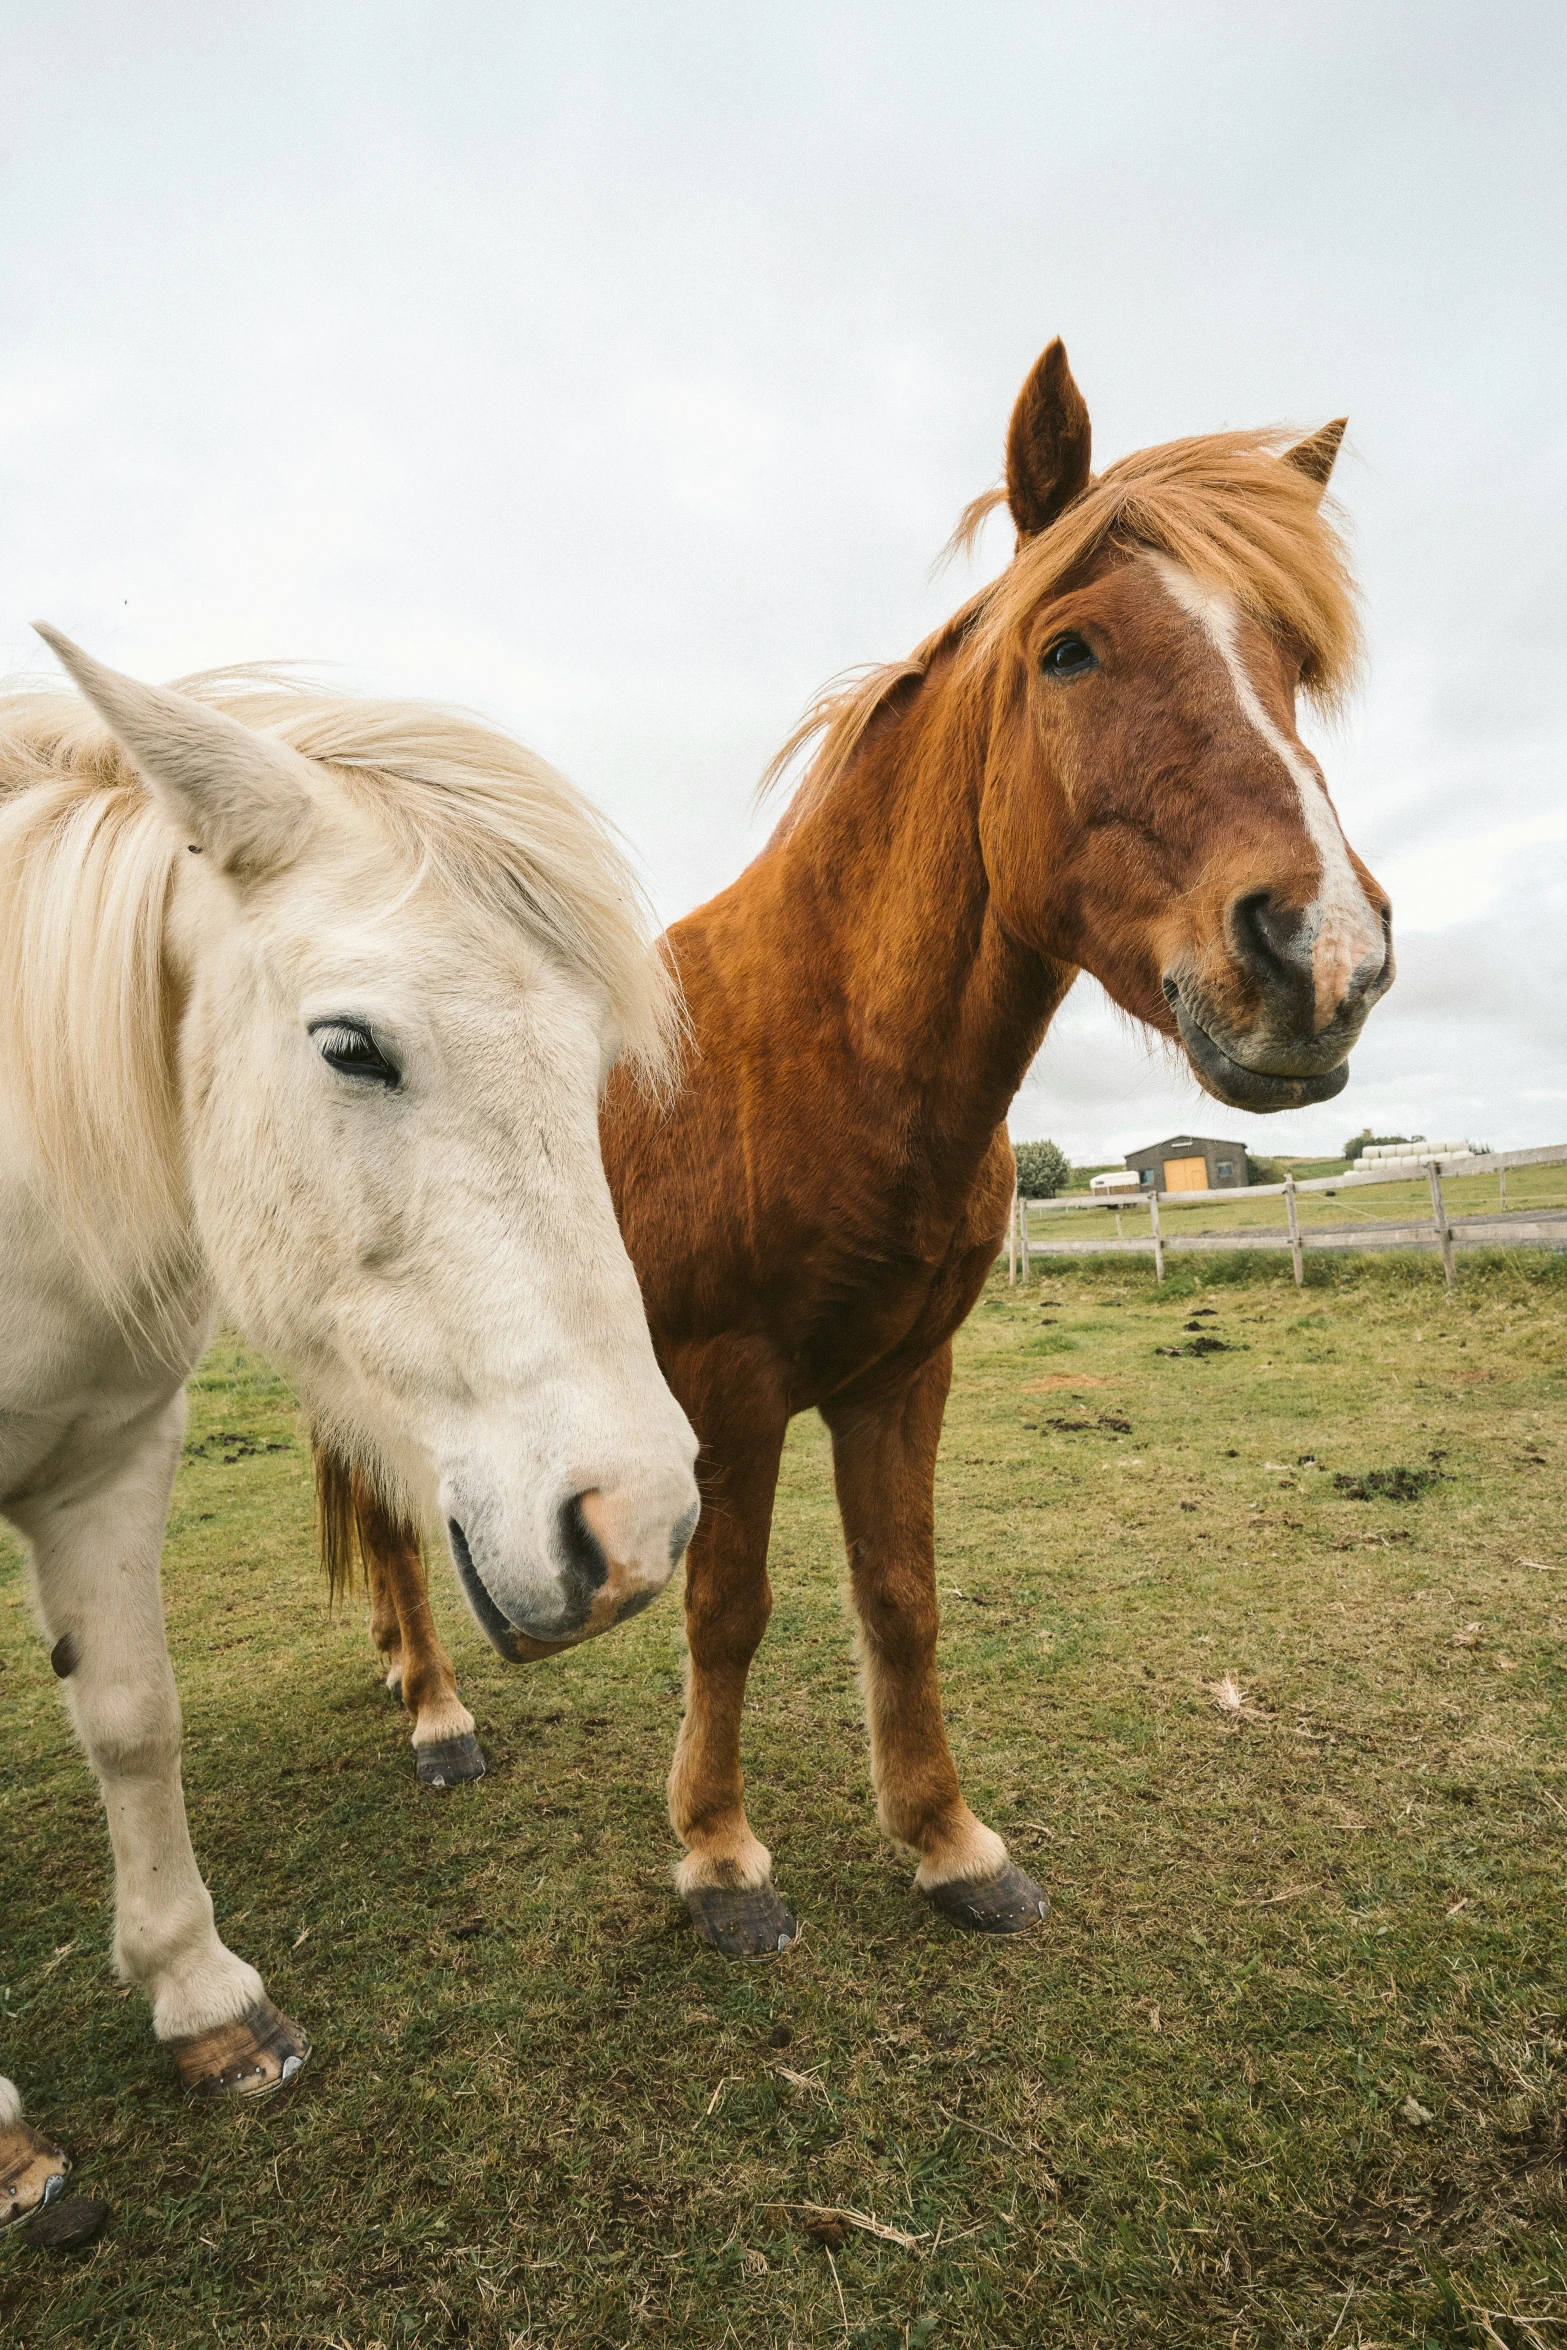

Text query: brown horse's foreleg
(824, 1346), (1047, 1934)
(353, 1479), (485, 1790)
(366, 1527), (405, 1697)
(667, 1353), (795, 1958)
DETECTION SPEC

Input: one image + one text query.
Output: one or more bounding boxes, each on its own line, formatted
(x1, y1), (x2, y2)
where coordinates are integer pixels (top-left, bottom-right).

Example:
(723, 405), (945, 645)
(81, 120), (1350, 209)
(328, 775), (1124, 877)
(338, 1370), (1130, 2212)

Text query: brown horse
(326, 339), (1392, 1956)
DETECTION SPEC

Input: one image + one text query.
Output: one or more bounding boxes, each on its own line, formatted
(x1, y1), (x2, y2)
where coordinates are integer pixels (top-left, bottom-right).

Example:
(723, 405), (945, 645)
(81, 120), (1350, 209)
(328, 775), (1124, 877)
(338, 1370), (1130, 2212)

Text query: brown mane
(762, 426), (1362, 824)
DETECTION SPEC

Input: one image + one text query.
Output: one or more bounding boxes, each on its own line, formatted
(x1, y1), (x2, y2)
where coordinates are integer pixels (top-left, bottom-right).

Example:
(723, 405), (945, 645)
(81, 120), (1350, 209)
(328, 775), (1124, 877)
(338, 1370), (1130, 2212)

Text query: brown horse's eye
(1041, 633), (1098, 679)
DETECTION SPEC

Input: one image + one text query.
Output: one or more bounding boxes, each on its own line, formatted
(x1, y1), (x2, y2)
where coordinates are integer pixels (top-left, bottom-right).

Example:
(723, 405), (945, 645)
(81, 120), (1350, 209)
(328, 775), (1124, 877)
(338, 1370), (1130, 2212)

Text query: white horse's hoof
(0, 2121), (70, 2228)
(169, 1996), (311, 2098)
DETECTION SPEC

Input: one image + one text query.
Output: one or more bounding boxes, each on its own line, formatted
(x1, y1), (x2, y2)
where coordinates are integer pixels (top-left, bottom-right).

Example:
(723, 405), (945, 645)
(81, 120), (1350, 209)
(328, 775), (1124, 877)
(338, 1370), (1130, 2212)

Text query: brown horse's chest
(786, 1238), (983, 1412)
(781, 1119), (1015, 1411)
(635, 1150), (1004, 1421)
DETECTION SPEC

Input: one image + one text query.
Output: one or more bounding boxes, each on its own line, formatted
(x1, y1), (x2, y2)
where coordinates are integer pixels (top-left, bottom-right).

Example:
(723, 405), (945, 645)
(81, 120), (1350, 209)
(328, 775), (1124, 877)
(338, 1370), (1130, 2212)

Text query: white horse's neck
(0, 1183), (211, 1485)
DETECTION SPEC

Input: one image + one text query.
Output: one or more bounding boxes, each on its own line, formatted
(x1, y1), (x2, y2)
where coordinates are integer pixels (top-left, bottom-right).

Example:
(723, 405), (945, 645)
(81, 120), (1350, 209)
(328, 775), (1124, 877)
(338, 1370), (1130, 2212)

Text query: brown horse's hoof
(925, 1861), (1049, 1935)
(24, 2193), (111, 2251)
(0, 2123), (69, 2229)
(686, 1882), (798, 1959)
(416, 1733), (486, 1790)
(169, 1997), (311, 2098)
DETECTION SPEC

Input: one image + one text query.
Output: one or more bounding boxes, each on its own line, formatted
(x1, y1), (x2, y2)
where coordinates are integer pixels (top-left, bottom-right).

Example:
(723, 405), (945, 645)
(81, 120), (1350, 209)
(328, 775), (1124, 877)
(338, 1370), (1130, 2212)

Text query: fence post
(1114, 1204), (1123, 1240)
(1150, 1188), (1164, 1283)
(1008, 1178), (1018, 1286)
(1285, 1172), (1304, 1288)
(1427, 1160), (1456, 1292)
(1020, 1196), (1031, 1285)
(1500, 1164), (1507, 1210)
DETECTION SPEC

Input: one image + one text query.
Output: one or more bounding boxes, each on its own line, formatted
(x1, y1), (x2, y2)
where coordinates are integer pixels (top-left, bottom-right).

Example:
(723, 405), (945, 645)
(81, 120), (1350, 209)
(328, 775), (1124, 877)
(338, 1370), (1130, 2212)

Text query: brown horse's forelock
(762, 426), (1363, 824)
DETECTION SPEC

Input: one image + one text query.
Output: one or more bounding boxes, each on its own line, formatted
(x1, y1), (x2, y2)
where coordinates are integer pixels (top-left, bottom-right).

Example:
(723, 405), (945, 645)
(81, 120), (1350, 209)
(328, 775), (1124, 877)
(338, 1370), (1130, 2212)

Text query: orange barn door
(1163, 1156), (1209, 1191)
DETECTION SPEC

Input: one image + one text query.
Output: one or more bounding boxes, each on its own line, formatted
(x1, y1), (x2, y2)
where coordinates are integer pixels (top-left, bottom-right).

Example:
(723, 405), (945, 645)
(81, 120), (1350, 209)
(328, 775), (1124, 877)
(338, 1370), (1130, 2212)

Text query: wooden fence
(1006, 1143), (1567, 1292)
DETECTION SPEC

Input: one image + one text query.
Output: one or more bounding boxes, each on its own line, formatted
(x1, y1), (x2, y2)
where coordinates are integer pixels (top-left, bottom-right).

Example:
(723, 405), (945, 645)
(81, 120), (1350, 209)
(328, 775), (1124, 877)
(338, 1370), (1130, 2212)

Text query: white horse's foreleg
(17, 1392), (308, 2096)
(25, 1393), (256, 2033)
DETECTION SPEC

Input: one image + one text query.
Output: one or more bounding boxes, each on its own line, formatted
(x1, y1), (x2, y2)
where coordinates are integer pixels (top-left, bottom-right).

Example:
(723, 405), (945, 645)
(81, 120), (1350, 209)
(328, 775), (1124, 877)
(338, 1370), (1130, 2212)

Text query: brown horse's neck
(726, 657), (1072, 1219)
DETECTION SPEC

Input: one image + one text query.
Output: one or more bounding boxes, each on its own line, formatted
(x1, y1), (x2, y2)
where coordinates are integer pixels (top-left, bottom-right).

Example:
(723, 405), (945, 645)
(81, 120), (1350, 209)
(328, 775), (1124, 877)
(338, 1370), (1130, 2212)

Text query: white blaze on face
(1148, 557), (1383, 1028)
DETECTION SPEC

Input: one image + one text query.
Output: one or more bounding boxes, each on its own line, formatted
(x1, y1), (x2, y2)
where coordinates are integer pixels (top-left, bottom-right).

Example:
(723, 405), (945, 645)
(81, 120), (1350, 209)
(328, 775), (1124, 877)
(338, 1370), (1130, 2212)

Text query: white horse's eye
(309, 1020), (400, 1088)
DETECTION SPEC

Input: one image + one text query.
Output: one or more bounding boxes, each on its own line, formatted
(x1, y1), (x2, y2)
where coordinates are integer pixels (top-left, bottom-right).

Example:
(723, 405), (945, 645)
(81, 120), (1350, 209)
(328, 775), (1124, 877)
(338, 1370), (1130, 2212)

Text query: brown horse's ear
(1282, 418), (1347, 498)
(1005, 339), (1093, 539)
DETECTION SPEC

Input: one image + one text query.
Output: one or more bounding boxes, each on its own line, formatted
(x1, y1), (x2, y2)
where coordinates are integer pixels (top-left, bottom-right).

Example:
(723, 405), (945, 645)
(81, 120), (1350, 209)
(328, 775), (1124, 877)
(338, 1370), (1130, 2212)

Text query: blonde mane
(762, 426), (1363, 820)
(0, 670), (680, 1324)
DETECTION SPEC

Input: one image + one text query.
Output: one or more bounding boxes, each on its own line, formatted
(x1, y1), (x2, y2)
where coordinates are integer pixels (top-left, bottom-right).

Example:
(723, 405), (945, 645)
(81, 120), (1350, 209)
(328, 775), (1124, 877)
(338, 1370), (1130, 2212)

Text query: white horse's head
(33, 628), (699, 1651)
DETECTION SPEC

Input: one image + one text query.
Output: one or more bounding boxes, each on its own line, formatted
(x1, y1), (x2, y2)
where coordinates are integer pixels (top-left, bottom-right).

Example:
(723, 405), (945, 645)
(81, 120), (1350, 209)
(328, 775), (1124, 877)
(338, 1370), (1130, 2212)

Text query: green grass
(3, 1255), (1565, 2347)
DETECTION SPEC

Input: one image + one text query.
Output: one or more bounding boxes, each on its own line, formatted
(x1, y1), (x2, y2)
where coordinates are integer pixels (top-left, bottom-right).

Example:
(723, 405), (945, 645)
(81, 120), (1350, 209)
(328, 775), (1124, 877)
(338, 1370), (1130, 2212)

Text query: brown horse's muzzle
(1165, 887), (1394, 1113)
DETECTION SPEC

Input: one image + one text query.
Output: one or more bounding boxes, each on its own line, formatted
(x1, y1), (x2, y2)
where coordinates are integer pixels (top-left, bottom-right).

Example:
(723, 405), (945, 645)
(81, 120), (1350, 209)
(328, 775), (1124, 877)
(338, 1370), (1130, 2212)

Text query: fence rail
(1004, 1143), (1567, 1291)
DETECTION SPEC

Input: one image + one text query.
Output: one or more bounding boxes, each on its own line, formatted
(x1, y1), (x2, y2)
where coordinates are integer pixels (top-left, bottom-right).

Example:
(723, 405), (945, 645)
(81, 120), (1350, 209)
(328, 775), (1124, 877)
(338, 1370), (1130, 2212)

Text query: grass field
(2, 1249), (1564, 2348)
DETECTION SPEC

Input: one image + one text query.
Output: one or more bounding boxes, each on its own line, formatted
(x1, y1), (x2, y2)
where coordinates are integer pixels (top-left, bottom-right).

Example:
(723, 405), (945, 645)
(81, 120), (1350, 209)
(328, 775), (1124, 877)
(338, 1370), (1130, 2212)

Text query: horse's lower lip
(447, 1518), (590, 1658)
(1170, 995), (1350, 1113)
(447, 1519), (524, 1659)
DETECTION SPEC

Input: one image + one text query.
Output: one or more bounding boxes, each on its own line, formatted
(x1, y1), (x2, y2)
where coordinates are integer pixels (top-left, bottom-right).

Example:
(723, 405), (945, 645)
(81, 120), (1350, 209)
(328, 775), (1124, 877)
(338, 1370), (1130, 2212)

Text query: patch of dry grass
(2, 1250), (1565, 2347)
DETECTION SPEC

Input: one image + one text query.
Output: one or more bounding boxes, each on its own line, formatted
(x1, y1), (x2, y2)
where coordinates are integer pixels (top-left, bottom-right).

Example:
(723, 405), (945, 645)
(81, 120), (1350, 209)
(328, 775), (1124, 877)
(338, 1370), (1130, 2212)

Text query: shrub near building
(1012, 1138), (1072, 1197)
(1344, 1127), (1415, 1164)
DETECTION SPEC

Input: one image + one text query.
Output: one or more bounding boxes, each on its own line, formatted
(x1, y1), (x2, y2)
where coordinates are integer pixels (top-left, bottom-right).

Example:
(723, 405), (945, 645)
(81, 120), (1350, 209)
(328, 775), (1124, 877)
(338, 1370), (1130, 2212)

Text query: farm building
(1124, 1134), (1249, 1191)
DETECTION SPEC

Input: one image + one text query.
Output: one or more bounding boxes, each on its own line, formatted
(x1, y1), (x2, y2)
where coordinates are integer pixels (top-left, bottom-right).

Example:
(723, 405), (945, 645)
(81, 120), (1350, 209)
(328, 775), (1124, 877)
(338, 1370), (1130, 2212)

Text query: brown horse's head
(969, 341), (1391, 1111)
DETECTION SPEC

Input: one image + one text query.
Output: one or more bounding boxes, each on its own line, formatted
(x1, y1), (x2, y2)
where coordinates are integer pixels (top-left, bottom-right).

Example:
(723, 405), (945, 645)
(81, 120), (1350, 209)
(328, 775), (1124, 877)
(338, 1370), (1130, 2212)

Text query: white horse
(0, 633), (699, 2226)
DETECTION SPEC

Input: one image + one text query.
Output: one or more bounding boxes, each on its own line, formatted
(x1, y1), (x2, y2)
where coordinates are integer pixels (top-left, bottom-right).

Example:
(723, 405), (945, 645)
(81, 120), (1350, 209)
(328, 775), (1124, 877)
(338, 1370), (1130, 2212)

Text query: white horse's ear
(33, 624), (315, 877)
(1281, 418), (1347, 499)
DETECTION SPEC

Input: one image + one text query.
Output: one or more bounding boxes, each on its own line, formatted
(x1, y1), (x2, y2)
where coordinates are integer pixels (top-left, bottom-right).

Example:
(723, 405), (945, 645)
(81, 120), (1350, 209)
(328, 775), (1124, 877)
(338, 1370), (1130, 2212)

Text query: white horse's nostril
(572, 1484), (697, 1585)
(559, 1492), (610, 1591)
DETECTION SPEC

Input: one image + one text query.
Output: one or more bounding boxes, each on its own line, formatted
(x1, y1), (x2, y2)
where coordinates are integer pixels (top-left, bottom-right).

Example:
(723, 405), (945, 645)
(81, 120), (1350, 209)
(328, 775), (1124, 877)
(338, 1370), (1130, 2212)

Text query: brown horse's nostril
(1375, 900), (1394, 980)
(1229, 890), (1391, 1035)
(559, 1493), (609, 1592)
(1231, 890), (1314, 1009)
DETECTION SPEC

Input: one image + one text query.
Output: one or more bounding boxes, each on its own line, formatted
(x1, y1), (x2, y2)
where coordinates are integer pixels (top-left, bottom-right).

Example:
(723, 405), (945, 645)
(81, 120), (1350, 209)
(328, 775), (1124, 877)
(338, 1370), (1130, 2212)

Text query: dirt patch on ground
(1024, 1373), (1112, 1391)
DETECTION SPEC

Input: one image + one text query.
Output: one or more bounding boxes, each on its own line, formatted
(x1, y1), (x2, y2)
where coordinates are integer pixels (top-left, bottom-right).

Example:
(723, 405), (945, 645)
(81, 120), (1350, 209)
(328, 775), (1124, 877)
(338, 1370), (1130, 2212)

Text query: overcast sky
(3, 3), (1562, 1161)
